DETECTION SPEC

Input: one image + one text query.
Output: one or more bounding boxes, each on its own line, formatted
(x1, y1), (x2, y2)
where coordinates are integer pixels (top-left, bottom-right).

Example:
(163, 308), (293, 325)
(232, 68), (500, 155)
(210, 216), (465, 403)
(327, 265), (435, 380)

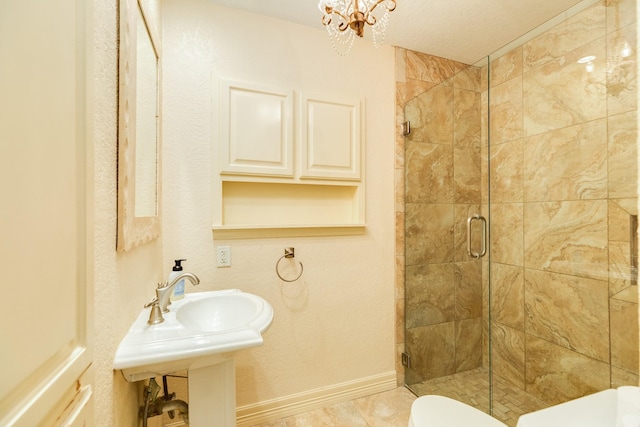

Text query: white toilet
(408, 395), (508, 427)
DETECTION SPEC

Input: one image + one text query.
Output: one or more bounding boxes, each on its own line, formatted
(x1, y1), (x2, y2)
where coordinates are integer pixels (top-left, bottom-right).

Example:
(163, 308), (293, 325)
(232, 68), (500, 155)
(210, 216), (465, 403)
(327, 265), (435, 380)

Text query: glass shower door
(402, 57), (491, 414)
(403, 1), (639, 426)
(486, 0), (638, 417)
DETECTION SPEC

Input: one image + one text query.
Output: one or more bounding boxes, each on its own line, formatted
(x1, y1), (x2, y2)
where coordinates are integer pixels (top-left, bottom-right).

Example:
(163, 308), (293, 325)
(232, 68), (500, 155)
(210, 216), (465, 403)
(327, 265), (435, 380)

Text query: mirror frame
(117, 0), (161, 251)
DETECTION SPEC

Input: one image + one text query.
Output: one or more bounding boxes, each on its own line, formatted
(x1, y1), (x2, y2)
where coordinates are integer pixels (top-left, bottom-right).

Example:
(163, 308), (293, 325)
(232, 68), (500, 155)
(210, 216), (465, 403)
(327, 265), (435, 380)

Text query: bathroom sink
(113, 289), (273, 382)
(177, 292), (265, 332)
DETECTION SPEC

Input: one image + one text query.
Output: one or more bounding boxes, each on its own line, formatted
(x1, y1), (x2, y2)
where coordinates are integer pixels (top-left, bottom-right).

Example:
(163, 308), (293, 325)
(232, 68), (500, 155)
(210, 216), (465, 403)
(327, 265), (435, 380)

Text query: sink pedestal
(189, 359), (236, 426)
(113, 290), (273, 426)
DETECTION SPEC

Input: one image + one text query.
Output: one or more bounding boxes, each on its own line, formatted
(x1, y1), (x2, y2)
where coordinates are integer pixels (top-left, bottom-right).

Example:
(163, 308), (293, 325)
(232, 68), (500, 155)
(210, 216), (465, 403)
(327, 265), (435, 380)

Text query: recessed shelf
(212, 224), (366, 240)
(217, 181), (364, 234)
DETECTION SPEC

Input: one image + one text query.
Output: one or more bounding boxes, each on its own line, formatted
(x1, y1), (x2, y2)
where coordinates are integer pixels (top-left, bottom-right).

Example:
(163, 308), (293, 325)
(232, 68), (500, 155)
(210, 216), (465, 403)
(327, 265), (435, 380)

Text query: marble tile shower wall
(395, 0), (639, 405)
(487, 0), (638, 405)
(404, 65), (485, 385)
(396, 49), (485, 386)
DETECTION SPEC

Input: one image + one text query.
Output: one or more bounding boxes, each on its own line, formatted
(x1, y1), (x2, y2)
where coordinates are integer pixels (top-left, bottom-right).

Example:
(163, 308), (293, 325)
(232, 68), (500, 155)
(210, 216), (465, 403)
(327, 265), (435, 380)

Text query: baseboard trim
(236, 371), (397, 427)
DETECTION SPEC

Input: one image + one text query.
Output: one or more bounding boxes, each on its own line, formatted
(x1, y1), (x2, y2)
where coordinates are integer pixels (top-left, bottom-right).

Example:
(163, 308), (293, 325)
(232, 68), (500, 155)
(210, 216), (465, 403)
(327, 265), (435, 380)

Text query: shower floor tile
(408, 367), (548, 427)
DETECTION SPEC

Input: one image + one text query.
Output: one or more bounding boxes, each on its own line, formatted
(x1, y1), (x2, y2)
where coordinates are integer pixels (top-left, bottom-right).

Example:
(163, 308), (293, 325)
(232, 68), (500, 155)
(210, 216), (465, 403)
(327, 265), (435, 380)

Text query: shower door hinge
(401, 352), (411, 368)
(402, 121), (411, 136)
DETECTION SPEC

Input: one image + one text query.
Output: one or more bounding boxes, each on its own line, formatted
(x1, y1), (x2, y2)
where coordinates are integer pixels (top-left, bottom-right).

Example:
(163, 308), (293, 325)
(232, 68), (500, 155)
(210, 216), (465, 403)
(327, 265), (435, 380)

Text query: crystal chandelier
(318, 0), (396, 55)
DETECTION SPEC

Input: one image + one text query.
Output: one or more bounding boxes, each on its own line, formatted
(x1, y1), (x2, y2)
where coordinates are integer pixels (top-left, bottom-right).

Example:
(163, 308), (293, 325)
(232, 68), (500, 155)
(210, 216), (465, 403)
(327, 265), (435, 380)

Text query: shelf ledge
(212, 224), (366, 240)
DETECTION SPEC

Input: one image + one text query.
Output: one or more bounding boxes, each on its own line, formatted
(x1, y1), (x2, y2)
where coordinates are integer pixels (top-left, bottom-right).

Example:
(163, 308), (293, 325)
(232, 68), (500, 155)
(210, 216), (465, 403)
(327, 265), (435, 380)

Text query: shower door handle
(467, 214), (487, 259)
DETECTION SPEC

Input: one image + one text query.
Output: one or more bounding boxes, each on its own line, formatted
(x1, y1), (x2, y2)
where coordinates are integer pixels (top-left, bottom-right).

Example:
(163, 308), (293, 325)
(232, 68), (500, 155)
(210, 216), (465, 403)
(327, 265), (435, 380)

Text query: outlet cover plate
(216, 245), (231, 267)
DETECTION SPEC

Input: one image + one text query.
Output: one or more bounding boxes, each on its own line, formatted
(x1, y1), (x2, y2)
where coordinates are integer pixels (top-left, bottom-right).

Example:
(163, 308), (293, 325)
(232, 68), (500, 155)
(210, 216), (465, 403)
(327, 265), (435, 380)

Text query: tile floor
(248, 387), (417, 427)
(250, 368), (549, 427)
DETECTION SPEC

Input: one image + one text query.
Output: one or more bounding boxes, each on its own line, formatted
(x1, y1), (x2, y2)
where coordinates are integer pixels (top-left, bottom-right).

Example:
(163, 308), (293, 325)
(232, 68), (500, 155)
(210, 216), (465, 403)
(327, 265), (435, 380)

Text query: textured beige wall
(161, 0), (397, 415)
(92, 0), (165, 425)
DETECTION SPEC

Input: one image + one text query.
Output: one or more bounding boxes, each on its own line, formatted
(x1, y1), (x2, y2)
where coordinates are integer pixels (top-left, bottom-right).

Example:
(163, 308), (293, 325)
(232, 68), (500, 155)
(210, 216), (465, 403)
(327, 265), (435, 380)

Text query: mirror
(117, 0), (160, 251)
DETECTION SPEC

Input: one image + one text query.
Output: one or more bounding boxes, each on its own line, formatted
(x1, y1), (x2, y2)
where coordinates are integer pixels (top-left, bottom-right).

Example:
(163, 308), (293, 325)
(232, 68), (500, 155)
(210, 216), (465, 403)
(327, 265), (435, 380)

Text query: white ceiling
(205, 0), (586, 64)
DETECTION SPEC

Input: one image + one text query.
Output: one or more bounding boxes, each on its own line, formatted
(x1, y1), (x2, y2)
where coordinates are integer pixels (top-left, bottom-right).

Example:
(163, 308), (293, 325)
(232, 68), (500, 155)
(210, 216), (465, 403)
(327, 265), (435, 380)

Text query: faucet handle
(156, 282), (172, 312)
(144, 298), (164, 325)
(144, 297), (159, 308)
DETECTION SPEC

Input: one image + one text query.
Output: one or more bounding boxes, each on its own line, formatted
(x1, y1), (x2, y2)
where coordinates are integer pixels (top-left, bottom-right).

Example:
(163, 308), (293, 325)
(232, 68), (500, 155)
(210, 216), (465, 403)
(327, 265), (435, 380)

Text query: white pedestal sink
(189, 360), (236, 426)
(113, 289), (274, 426)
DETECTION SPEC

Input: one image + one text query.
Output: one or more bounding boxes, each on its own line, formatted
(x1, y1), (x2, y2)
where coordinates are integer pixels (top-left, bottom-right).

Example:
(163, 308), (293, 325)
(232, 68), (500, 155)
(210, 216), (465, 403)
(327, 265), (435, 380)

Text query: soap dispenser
(169, 259), (187, 301)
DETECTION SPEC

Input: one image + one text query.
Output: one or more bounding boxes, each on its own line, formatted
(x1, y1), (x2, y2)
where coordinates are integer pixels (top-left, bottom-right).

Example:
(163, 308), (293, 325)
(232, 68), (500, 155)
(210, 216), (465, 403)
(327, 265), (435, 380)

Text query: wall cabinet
(213, 78), (365, 238)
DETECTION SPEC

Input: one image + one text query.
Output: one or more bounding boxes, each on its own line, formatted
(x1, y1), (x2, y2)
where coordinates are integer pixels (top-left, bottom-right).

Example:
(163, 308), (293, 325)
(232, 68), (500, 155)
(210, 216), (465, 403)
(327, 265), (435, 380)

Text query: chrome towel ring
(276, 247), (304, 282)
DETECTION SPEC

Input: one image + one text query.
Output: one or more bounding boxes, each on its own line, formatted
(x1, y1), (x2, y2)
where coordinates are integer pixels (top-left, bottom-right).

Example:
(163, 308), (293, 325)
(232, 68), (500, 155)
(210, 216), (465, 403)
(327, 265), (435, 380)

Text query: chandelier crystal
(318, 0), (396, 55)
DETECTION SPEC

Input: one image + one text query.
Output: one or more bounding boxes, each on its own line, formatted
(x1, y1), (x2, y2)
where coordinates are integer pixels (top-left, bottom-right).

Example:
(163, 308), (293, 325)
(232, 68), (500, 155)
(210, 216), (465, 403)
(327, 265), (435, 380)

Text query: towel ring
(276, 247), (304, 282)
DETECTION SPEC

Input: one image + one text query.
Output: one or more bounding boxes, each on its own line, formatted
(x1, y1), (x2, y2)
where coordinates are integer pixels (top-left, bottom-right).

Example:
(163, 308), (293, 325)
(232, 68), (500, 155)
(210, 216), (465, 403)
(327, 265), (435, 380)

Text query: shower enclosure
(399, 1), (639, 426)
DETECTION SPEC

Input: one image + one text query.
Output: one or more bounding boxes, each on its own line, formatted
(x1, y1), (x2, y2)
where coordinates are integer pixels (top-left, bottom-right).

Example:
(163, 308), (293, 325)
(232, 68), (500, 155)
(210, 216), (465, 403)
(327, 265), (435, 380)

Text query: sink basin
(113, 289), (273, 381)
(177, 293), (264, 332)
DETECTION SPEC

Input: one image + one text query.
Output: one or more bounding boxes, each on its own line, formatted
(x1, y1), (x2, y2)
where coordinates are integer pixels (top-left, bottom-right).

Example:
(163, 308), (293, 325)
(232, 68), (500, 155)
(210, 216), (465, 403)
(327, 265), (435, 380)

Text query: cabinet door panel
(301, 93), (362, 180)
(218, 79), (294, 177)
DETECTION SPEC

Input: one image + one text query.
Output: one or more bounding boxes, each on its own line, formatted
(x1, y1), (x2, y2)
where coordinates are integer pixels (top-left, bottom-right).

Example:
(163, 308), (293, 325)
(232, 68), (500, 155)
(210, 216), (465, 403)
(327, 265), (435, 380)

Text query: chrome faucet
(156, 272), (200, 313)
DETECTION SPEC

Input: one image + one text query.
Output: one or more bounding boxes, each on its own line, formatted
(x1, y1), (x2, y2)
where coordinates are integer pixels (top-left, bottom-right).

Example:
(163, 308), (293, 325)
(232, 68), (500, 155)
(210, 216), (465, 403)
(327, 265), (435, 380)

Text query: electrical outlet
(216, 245), (231, 267)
